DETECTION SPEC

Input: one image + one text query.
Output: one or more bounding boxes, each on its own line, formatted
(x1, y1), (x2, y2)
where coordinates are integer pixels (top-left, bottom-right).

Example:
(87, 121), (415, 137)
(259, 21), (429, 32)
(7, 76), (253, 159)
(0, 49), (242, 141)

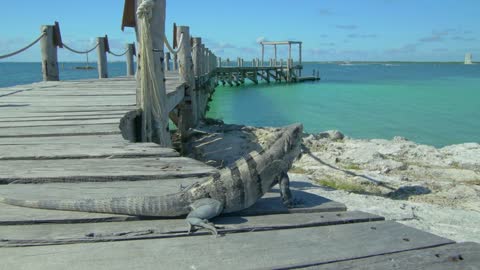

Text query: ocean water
(1, 62), (479, 147)
(0, 62), (129, 88)
(207, 63), (480, 147)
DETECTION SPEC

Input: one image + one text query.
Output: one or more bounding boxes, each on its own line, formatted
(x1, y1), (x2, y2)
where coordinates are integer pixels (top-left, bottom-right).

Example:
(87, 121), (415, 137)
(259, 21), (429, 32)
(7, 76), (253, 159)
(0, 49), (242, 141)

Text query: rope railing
(163, 33), (184, 56)
(107, 48), (129, 57)
(62, 42), (99, 54)
(0, 32), (46, 59)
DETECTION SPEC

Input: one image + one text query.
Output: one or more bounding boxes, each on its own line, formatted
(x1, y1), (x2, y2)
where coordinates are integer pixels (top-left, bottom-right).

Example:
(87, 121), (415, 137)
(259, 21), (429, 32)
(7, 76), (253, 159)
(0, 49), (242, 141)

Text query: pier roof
(260, 41), (302, 45)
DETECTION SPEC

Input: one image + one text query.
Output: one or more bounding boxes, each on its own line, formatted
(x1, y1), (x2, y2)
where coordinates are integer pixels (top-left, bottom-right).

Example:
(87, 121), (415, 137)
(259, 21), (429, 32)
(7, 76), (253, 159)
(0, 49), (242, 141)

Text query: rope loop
(62, 42), (99, 54)
(0, 32), (46, 59)
(163, 33), (184, 56)
(108, 48), (129, 57)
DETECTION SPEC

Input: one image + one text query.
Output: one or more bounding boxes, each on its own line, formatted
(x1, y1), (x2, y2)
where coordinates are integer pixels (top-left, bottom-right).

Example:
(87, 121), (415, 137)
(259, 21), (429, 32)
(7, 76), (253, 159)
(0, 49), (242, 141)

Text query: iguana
(0, 123), (303, 236)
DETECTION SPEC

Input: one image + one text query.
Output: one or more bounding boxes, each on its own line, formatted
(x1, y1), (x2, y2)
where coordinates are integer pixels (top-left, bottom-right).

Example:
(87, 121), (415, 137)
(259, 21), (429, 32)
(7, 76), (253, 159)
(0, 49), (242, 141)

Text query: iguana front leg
(279, 172), (294, 208)
(186, 198), (223, 236)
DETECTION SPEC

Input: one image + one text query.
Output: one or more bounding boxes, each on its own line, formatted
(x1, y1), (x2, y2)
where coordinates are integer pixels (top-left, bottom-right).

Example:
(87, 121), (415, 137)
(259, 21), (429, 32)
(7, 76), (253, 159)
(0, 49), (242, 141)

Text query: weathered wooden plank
(0, 211), (383, 247)
(0, 221), (454, 270)
(0, 134), (126, 145)
(231, 188), (346, 216)
(0, 118), (120, 128)
(302, 242), (480, 270)
(0, 111), (127, 119)
(0, 138), (179, 160)
(0, 157), (217, 184)
(0, 123), (120, 138)
(0, 115), (124, 122)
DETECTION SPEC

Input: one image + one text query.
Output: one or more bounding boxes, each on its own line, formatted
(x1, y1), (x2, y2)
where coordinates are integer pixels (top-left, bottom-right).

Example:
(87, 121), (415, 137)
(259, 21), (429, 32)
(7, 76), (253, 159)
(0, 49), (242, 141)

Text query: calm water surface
(1, 62), (478, 147)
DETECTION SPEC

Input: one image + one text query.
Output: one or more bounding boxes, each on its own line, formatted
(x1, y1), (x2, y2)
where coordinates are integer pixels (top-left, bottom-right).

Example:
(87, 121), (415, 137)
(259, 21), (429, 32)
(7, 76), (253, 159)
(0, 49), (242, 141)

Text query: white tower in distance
(465, 53), (473, 65)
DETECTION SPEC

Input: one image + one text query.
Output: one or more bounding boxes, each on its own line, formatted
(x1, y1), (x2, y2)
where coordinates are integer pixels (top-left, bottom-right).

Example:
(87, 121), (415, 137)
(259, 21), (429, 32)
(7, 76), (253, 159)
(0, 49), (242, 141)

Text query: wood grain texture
(301, 242), (480, 270)
(0, 157), (217, 184)
(0, 221), (454, 270)
(0, 211), (383, 247)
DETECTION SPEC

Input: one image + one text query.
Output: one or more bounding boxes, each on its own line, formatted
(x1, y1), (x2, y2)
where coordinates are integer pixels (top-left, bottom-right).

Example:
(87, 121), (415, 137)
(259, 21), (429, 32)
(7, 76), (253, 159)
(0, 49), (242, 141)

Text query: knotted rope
(137, 0), (171, 145)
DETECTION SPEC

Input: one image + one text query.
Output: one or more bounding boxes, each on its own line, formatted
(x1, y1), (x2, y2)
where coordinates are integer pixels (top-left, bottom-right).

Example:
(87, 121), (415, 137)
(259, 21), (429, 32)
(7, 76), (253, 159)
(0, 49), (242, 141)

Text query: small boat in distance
(75, 52), (96, 70)
(75, 66), (96, 70)
(465, 53), (473, 65)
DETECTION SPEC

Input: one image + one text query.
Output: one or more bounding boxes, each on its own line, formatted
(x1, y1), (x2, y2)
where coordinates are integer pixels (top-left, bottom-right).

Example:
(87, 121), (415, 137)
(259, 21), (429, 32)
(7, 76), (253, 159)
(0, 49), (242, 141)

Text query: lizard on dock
(0, 123), (303, 236)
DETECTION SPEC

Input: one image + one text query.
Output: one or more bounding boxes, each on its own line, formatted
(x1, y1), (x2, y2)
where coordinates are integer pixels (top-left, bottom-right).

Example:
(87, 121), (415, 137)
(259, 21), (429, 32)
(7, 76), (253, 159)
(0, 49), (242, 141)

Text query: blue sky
(1, 0), (478, 62)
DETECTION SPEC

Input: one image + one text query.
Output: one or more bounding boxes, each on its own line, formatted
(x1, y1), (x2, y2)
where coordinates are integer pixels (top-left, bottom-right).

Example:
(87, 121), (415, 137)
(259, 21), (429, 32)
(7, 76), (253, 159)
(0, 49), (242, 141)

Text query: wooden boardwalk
(215, 66), (319, 86)
(0, 76), (479, 269)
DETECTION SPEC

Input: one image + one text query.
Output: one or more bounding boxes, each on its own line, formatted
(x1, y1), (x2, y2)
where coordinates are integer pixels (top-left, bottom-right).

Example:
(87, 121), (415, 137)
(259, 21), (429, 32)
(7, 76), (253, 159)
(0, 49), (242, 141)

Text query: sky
(1, 0), (479, 62)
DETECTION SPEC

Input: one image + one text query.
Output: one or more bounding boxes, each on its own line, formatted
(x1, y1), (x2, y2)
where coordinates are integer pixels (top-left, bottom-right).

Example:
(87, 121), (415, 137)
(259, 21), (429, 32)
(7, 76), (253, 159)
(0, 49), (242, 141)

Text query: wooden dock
(0, 76), (479, 269)
(0, 0), (478, 268)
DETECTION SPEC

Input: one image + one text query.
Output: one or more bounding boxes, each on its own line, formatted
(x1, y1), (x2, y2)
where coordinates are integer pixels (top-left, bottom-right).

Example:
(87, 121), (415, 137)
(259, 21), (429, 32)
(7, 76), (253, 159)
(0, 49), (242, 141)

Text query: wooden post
(165, 52), (171, 71)
(288, 43), (292, 61)
(40, 25), (59, 81)
(173, 53), (178, 71)
(96, 37), (108, 78)
(126, 43), (135, 76)
(136, 0), (171, 146)
(192, 37), (202, 77)
(299, 42), (302, 77)
(287, 58), (291, 82)
(274, 44), (277, 66)
(206, 48), (210, 74)
(261, 43), (265, 67)
(176, 25), (196, 137)
(199, 43), (205, 75)
(192, 37), (202, 122)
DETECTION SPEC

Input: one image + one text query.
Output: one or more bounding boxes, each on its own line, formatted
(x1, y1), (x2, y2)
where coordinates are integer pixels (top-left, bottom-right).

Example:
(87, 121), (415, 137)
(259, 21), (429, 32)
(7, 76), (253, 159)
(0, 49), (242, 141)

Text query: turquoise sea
(207, 63), (480, 147)
(1, 62), (479, 147)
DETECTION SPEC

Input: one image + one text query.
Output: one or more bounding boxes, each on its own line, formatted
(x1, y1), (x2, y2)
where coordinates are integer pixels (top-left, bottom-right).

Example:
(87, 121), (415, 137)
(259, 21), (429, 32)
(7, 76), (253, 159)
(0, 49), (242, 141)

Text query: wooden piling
(200, 44), (206, 75)
(40, 25), (59, 81)
(136, 0), (171, 146)
(192, 38), (202, 77)
(165, 52), (171, 71)
(191, 37), (202, 123)
(126, 43), (135, 76)
(173, 53), (178, 71)
(96, 37), (108, 78)
(299, 42), (302, 77)
(176, 25), (196, 137)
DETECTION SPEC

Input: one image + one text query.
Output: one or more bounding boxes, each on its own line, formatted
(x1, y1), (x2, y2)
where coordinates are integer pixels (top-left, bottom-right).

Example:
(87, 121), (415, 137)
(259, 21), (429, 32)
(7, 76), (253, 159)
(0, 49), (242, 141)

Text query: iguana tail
(0, 193), (191, 217)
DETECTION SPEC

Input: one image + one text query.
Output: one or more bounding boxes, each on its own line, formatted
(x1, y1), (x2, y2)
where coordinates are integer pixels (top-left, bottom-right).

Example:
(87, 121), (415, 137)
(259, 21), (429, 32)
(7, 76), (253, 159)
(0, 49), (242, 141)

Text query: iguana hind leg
(279, 172), (305, 208)
(279, 172), (294, 208)
(186, 198), (223, 236)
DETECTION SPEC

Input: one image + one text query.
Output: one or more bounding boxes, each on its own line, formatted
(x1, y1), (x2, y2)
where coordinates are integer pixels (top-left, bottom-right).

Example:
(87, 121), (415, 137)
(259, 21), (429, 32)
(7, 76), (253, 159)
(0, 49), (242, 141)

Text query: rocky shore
(183, 121), (480, 243)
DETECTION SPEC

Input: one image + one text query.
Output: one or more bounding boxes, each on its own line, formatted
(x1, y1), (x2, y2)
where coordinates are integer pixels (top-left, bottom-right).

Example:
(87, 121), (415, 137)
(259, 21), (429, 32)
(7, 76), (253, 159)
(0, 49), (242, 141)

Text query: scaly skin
(0, 123), (303, 235)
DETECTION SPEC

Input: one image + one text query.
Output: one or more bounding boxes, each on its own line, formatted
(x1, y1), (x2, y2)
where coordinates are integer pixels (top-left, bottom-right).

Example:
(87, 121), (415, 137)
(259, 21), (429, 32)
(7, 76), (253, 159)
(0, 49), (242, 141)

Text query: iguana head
(281, 123), (303, 167)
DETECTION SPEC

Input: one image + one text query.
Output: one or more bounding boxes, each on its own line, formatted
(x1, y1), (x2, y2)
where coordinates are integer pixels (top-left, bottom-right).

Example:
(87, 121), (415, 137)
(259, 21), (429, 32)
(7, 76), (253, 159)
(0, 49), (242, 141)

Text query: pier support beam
(173, 53), (178, 71)
(96, 36), (108, 78)
(165, 52), (171, 71)
(176, 25), (196, 138)
(126, 43), (135, 76)
(40, 25), (59, 81)
(192, 37), (203, 122)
